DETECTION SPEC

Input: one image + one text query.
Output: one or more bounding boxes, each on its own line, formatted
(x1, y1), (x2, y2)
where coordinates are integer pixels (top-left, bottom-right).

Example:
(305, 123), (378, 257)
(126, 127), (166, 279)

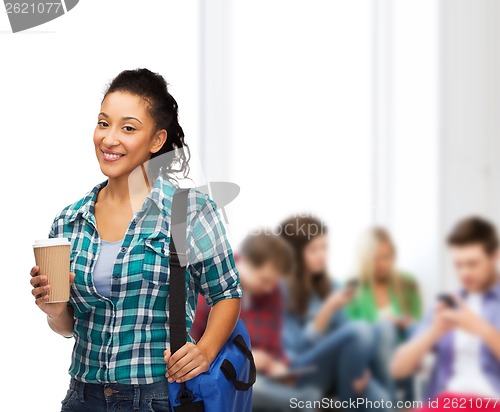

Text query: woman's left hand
(164, 342), (211, 383)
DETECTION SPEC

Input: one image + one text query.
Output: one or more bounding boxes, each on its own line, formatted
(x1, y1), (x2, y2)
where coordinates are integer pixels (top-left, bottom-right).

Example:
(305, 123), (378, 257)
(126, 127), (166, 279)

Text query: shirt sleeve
(187, 195), (243, 306)
(48, 212), (69, 241)
(48, 216), (58, 238)
(266, 286), (289, 363)
(279, 281), (319, 357)
(411, 307), (434, 338)
(409, 281), (424, 320)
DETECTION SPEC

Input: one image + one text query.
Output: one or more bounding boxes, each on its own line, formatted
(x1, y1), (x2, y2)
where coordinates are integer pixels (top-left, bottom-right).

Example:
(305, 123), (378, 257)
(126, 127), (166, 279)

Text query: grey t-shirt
(92, 239), (122, 298)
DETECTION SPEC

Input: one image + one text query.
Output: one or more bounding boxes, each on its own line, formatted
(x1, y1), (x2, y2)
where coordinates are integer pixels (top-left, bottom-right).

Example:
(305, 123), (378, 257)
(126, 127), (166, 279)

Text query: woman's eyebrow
(123, 116), (143, 124)
(98, 112), (143, 124)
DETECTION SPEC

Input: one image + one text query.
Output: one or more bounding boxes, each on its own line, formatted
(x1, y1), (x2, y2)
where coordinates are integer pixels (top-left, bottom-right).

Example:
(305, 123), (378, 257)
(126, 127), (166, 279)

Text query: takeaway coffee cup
(33, 238), (71, 303)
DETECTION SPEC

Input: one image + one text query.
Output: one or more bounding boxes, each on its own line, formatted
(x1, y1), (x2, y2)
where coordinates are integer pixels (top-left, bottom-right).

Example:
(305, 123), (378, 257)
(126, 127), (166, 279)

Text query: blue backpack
(167, 188), (256, 412)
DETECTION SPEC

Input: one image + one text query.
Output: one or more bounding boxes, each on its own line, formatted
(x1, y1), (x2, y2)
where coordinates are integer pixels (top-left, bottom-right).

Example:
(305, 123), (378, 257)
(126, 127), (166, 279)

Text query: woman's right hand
(325, 288), (353, 310)
(30, 265), (75, 318)
(313, 288), (354, 335)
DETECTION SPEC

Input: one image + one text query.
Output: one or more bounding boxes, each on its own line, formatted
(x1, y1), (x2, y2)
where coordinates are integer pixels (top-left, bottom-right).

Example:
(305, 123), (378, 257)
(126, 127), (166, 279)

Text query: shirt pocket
(142, 238), (170, 286)
(68, 250), (94, 314)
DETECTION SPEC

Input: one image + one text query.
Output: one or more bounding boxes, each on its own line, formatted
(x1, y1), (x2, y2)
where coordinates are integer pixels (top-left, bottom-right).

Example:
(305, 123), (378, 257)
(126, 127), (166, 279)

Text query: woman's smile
(100, 148), (125, 162)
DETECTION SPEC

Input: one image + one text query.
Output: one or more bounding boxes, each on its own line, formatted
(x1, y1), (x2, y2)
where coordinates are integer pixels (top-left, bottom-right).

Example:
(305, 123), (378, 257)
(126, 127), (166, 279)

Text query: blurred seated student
(278, 216), (390, 412)
(190, 231), (321, 412)
(346, 227), (422, 328)
(346, 227), (422, 401)
(391, 216), (500, 408)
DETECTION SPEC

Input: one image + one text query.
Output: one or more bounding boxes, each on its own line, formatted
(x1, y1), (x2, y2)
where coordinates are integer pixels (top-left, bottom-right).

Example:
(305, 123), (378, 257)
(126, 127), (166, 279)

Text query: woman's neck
(374, 275), (390, 286)
(103, 175), (132, 203)
(100, 167), (152, 213)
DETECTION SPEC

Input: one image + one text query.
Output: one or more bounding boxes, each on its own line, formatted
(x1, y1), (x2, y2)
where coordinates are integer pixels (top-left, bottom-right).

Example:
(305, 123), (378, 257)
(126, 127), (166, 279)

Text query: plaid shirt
(240, 286), (288, 364)
(49, 173), (242, 384)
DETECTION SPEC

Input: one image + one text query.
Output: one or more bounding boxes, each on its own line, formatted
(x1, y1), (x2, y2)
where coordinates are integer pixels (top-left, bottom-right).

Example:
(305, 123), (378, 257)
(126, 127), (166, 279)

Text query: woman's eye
(97, 121), (108, 127)
(123, 126), (136, 132)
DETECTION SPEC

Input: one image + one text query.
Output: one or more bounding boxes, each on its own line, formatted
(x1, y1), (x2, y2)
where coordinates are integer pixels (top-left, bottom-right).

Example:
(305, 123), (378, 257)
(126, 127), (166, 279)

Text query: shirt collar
(459, 276), (500, 300)
(67, 173), (176, 224)
(486, 278), (500, 299)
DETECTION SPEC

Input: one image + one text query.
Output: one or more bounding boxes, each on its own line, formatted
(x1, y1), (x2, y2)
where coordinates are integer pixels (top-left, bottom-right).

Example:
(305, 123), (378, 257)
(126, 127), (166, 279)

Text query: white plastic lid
(33, 238), (71, 248)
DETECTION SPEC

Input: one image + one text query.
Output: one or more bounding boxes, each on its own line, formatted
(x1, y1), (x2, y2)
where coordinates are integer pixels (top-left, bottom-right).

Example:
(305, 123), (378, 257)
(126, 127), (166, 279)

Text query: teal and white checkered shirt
(49, 173), (242, 384)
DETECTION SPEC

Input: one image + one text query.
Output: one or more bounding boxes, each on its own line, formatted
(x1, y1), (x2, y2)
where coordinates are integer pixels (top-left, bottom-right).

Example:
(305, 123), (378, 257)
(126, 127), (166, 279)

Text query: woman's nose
(101, 130), (120, 147)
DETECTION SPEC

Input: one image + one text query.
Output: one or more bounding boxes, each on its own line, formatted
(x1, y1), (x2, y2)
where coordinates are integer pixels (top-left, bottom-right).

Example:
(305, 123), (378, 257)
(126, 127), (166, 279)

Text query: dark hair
(103, 68), (190, 180)
(239, 231), (295, 276)
(447, 216), (499, 255)
(278, 216), (331, 315)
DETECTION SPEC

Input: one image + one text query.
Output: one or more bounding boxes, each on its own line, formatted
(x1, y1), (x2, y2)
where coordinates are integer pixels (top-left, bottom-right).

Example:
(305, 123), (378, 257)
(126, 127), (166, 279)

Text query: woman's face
(93, 91), (166, 179)
(303, 235), (328, 275)
(373, 240), (395, 281)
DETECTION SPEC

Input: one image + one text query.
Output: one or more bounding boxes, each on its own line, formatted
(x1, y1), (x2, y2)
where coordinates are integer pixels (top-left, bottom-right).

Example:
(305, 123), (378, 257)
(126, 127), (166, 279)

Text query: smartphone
(344, 279), (359, 293)
(344, 279), (359, 296)
(437, 293), (457, 308)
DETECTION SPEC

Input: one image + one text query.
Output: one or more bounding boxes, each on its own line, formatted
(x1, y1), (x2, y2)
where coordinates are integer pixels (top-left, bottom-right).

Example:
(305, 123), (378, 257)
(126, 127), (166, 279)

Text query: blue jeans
(370, 321), (398, 403)
(60, 377), (170, 412)
(291, 321), (390, 412)
(370, 321), (417, 404)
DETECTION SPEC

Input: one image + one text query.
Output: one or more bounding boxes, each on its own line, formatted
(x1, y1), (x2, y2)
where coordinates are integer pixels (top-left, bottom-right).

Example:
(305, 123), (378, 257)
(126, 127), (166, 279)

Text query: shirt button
(112, 275), (119, 279)
(107, 332), (111, 338)
(131, 219), (136, 226)
(102, 364), (107, 370)
(120, 247), (127, 253)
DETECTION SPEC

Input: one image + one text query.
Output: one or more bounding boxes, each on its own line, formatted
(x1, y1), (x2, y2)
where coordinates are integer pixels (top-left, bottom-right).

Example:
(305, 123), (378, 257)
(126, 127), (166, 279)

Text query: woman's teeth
(103, 152), (123, 160)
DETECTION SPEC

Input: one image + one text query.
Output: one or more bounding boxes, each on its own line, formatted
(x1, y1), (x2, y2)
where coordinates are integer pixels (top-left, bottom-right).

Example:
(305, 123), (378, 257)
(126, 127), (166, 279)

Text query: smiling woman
(28, 68), (243, 412)
(95, 93), (164, 173)
(95, 70), (190, 181)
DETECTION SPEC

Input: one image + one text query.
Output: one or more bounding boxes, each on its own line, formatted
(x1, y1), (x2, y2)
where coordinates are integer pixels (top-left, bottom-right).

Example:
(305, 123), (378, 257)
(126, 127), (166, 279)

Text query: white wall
(373, 0), (441, 307)
(440, 0), (500, 288)
(198, 0), (232, 182)
(226, 0), (375, 279)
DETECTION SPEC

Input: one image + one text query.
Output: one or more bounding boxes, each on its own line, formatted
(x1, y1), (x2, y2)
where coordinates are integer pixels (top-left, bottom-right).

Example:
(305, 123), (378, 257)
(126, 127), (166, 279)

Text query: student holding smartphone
(346, 227), (422, 330)
(346, 227), (422, 403)
(28, 68), (242, 412)
(392, 217), (500, 405)
(279, 216), (390, 412)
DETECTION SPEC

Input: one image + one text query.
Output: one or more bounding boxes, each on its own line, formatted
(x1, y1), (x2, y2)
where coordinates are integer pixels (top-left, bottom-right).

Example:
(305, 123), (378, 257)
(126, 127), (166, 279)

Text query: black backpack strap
(220, 334), (257, 391)
(169, 188), (190, 354)
(168, 188), (207, 411)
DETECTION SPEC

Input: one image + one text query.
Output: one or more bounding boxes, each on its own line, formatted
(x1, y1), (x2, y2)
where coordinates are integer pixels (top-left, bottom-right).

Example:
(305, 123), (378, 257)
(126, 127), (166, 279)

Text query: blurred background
(199, 0), (500, 309)
(1, 0), (500, 410)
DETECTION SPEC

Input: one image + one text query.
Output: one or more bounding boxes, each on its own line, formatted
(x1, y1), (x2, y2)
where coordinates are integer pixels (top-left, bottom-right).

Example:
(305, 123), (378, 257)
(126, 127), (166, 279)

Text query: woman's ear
(151, 129), (167, 154)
